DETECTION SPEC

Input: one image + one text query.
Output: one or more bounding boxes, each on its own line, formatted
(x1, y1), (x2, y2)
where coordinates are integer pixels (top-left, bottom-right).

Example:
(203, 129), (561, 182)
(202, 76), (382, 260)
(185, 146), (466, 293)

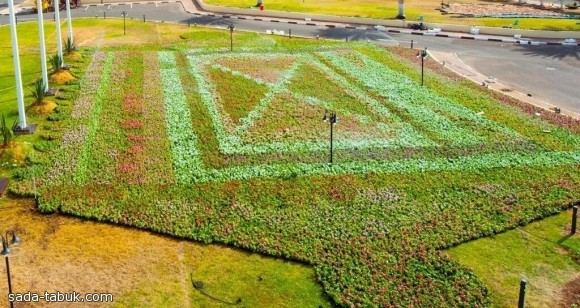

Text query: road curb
(174, 1), (580, 47)
(2, 0), (579, 47)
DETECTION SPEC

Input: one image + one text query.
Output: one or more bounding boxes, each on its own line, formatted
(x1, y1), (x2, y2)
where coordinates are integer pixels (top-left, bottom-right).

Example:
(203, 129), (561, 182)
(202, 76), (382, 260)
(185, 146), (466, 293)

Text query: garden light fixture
(228, 24), (235, 51)
(122, 11), (128, 35)
(322, 110), (337, 164)
(416, 47), (428, 86)
(2, 230), (20, 308)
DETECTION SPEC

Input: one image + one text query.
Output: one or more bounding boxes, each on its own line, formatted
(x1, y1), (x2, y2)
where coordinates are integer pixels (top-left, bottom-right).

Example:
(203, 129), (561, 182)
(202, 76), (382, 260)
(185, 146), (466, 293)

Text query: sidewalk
(429, 50), (580, 119)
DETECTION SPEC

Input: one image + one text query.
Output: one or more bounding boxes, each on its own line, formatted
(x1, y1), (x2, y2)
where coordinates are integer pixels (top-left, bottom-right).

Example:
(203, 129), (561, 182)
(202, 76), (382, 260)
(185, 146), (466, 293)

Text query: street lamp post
(1, 231), (21, 308)
(65, 0), (73, 45)
(54, 0), (64, 67)
(37, 0), (49, 93)
(122, 11), (127, 35)
(228, 24), (235, 51)
(322, 111), (337, 164)
(417, 47), (428, 86)
(8, 0), (27, 130)
(396, 0), (406, 19)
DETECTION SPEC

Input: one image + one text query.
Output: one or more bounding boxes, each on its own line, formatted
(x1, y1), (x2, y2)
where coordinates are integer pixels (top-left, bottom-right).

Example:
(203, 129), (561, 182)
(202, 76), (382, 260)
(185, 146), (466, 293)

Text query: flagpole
(37, 0), (49, 92)
(65, 0), (73, 45)
(54, 0), (64, 66)
(8, 0), (28, 130)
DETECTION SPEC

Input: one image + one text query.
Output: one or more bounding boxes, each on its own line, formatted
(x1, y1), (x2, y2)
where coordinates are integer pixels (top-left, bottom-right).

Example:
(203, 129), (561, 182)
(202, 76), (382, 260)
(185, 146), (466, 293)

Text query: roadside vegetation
(0, 19), (578, 306)
(203, 0), (580, 30)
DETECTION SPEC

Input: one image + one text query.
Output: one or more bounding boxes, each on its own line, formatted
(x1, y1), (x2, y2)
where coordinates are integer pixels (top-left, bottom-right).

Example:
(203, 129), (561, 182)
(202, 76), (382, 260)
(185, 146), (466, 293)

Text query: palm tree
(396, 0), (406, 19)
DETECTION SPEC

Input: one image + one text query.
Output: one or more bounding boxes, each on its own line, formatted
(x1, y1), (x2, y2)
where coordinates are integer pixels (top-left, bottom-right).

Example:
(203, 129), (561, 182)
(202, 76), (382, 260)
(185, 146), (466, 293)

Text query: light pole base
(12, 123), (37, 135)
(396, 15), (406, 19)
(45, 88), (58, 97)
(0, 178), (9, 197)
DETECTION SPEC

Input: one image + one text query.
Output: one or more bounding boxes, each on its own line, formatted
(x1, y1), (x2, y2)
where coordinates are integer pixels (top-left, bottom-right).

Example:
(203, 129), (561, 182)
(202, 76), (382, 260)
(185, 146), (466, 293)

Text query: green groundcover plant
(14, 43), (579, 306)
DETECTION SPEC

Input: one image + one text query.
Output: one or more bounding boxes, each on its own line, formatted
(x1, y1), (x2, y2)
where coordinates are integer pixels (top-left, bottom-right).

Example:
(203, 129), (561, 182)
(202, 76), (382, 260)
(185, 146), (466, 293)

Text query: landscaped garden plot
(27, 44), (580, 306)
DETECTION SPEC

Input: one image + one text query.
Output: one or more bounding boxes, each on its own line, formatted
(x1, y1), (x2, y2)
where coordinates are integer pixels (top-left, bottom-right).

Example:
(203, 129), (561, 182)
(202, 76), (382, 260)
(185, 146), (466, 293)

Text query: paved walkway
(429, 50), (580, 119)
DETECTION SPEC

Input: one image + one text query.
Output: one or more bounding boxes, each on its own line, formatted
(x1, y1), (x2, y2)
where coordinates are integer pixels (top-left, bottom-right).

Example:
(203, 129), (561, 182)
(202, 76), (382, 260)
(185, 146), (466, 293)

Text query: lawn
(2, 20), (579, 306)
(0, 199), (329, 307)
(202, 0), (580, 30)
(448, 209), (580, 307)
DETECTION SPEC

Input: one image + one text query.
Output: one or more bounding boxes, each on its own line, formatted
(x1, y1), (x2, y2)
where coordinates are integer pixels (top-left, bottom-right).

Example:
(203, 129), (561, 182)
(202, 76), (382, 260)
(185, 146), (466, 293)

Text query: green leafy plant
(65, 37), (75, 55)
(30, 79), (46, 104)
(1, 114), (13, 148)
(50, 54), (63, 73)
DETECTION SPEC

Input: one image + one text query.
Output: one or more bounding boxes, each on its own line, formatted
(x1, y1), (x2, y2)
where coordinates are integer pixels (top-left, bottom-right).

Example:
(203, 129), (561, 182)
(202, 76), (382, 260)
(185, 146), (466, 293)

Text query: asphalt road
(1, 2), (579, 113)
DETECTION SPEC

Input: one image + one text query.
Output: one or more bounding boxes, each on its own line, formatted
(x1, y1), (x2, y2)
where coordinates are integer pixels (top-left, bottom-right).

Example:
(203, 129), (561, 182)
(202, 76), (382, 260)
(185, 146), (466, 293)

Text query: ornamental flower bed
(25, 44), (580, 306)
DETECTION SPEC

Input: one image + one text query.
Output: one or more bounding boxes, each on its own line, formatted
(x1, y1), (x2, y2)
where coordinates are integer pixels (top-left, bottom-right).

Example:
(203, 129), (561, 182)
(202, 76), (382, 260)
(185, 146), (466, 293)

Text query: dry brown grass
(28, 100), (57, 115)
(50, 71), (75, 85)
(66, 51), (82, 61)
(0, 199), (327, 307)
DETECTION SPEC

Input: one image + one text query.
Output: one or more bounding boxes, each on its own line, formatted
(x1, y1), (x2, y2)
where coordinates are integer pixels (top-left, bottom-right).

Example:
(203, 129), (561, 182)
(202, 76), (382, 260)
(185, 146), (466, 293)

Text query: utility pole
(37, 0), (49, 92)
(7, 0), (28, 131)
(55, 0), (64, 66)
(65, 0), (73, 45)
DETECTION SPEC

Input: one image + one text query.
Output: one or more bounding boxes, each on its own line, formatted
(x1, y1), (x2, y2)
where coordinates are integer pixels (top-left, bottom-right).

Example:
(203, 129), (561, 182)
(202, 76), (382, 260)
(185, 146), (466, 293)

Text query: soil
(560, 275), (580, 307)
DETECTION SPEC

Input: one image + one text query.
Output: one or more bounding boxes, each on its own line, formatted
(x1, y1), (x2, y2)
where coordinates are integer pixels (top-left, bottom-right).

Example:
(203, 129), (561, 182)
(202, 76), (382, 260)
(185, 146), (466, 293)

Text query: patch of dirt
(560, 275), (580, 307)
(555, 246), (571, 256)
(50, 70), (75, 84)
(445, 3), (565, 17)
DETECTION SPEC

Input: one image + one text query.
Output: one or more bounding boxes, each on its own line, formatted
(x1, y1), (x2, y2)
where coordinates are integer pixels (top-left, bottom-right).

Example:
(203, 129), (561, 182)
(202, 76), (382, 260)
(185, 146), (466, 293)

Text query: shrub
(30, 79), (46, 104)
(50, 54), (63, 73)
(65, 37), (75, 55)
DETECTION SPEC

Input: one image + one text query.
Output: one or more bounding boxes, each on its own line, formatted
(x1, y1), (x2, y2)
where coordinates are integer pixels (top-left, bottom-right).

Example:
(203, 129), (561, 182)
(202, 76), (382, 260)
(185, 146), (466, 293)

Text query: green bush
(50, 54), (63, 73)
(65, 37), (75, 55)
(30, 78), (46, 104)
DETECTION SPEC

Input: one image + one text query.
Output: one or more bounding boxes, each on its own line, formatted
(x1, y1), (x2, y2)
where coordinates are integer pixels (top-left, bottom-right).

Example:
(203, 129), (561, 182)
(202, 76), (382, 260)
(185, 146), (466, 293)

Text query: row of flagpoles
(8, 0), (74, 132)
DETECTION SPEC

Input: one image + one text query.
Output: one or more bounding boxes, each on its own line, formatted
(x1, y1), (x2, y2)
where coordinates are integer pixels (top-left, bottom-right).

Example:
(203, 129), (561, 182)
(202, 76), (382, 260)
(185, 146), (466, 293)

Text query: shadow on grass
(190, 273), (242, 305)
(558, 233), (575, 244)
